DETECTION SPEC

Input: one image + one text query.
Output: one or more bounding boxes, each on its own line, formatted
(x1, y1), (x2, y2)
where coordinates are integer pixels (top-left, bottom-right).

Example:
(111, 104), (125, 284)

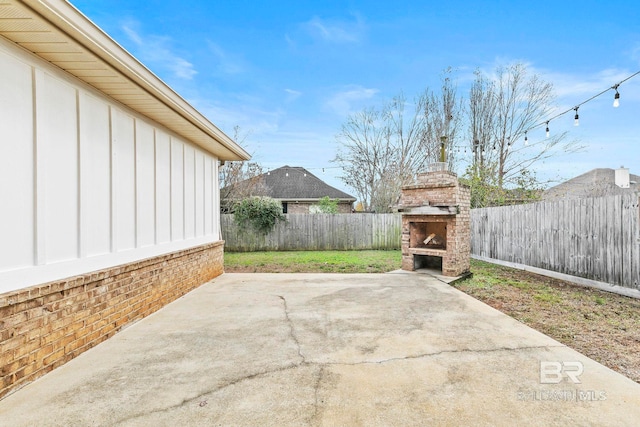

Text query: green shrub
(233, 196), (286, 235)
(314, 196), (339, 214)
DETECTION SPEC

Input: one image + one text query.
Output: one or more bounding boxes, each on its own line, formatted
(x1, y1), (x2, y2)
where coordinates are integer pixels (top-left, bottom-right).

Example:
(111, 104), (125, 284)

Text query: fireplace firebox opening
(409, 222), (447, 250)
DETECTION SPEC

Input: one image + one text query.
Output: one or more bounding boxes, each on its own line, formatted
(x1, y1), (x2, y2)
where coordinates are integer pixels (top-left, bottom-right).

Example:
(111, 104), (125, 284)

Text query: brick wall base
(0, 241), (224, 400)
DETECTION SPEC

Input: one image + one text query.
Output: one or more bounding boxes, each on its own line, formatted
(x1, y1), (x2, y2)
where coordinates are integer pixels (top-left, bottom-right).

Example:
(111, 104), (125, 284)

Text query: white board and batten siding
(0, 39), (221, 293)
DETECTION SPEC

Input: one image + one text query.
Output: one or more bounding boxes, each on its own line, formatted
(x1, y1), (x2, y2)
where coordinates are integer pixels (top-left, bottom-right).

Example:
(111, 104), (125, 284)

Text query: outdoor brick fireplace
(396, 167), (471, 276)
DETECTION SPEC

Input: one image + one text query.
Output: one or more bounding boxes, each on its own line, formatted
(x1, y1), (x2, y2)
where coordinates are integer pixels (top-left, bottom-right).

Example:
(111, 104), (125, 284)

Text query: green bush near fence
(233, 196), (286, 235)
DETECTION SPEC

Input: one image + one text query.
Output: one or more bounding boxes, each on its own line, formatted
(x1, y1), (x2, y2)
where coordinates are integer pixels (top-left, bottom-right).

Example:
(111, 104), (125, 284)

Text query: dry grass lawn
(452, 260), (640, 384)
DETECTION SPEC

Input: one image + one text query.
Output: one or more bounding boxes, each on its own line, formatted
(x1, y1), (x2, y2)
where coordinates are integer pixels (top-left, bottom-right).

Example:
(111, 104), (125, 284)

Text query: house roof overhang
(0, 0), (250, 161)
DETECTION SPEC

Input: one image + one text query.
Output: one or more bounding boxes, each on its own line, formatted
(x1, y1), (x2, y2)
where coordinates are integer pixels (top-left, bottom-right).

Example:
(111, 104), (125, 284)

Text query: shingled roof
(259, 166), (356, 201)
(543, 168), (640, 201)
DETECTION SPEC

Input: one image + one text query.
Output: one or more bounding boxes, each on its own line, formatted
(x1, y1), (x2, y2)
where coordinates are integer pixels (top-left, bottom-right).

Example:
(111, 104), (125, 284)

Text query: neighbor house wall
(0, 37), (224, 398)
(285, 202), (353, 214)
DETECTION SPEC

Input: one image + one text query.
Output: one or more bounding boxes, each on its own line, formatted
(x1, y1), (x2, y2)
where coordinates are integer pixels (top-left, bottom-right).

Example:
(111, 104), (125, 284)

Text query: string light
(281, 71), (638, 165)
(523, 69), (639, 138)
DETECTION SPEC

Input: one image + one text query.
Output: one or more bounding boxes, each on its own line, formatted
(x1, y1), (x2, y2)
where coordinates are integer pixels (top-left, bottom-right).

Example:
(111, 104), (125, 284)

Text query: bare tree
(467, 63), (581, 192)
(334, 72), (462, 212)
(423, 68), (464, 171)
(468, 69), (498, 176)
(219, 126), (266, 212)
(333, 106), (395, 213)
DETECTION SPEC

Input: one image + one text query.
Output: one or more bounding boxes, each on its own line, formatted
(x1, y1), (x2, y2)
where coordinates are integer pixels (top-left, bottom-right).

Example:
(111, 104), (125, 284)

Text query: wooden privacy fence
(471, 194), (640, 289)
(221, 213), (402, 252)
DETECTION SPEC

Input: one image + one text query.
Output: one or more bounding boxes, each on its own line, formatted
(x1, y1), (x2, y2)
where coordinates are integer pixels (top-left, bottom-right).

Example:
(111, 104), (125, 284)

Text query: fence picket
(470, 194), (639, 290)
(221, 213), (402, 252)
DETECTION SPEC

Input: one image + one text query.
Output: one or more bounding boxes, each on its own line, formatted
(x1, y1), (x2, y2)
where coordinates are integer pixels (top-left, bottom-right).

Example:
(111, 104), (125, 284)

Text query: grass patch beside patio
(224, 250), (402, 273)
(453, 259), (640, 384)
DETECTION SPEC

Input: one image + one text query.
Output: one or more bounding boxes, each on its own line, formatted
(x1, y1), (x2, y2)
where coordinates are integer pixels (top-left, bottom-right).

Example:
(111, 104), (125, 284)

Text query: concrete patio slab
(1, 273), (639, 426)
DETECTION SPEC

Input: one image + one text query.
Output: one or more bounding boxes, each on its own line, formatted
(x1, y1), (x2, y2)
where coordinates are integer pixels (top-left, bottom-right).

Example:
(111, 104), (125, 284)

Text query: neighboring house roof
(0, 0), (249, 161)
(227, 166), (356, 202)
(543, 168), (640, 200)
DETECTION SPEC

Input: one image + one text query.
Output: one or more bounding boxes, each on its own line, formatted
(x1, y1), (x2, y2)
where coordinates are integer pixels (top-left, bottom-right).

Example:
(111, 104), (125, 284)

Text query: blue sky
(70, 0), (640, 195)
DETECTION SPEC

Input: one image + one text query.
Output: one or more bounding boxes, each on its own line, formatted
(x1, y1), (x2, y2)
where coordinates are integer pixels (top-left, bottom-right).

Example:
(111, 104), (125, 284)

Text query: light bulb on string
(573, 107), (579, 126)
(524, 133), (528, 146)
(545, 122), (550, 138)
(613, 89), (620, 108)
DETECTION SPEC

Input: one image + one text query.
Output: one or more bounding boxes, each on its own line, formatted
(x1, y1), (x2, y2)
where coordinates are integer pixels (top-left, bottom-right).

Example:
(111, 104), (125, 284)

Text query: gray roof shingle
(261, 166), (355, 201)
(543, 168), (640, 200)
(223, 165), (356, 201)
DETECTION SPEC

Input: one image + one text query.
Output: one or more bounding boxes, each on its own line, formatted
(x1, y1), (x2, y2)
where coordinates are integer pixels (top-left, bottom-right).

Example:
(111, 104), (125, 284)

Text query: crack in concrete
(310, 365), (325, 426)
(113, 340), (564, 425)
(276, 294), (307, 363)
(115, 362), (303, 425)
(117, 294), (310, 424)
(114, 288), (567, 425)
(318, 344), (567, 367)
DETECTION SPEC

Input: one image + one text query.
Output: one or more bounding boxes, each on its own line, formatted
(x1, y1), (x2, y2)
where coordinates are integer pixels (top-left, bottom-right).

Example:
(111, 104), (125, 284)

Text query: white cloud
(121, 19), (197, 80)
(191, 97), (284, 136)
(325, 85), (379, 116)
(284, 88), (302, 102)
(542, 68), (631, 99)
(465, 60), (640, 108)
(207, 41), (245, 74)
(303, 15), (365, 44)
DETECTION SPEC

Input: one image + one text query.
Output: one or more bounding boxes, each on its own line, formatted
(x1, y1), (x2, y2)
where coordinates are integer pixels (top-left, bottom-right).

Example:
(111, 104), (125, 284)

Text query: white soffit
(0, 0), (250, 161)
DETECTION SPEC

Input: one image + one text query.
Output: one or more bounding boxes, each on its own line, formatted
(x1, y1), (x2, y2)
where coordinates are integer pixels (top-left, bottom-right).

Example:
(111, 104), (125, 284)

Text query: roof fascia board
(24, 0), (250, 160)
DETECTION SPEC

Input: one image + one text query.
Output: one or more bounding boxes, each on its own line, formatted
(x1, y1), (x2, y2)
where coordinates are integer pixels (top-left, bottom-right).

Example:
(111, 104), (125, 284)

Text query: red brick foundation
(0, 241), (224, 400)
